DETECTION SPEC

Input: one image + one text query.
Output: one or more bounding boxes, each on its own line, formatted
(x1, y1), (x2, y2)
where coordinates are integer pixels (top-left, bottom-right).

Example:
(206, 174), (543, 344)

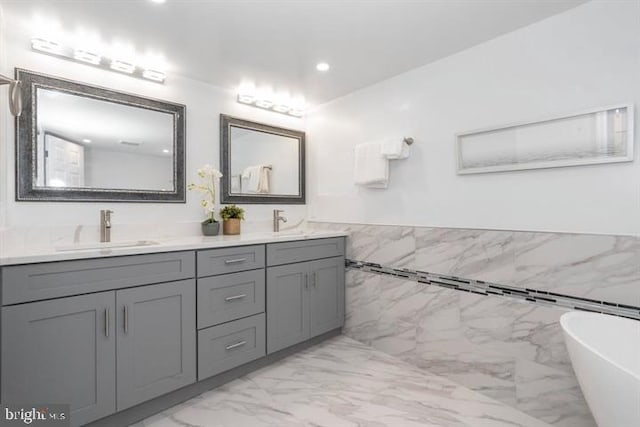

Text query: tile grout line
(346, 259), (640, 320)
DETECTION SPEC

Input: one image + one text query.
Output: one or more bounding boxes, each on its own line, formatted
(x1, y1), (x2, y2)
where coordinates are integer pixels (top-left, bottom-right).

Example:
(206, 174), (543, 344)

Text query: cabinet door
(266, 262), (310, 354)
(2, 292), (116, 427)
(116, 279), (196, 410)
(309, 257), (345, 337)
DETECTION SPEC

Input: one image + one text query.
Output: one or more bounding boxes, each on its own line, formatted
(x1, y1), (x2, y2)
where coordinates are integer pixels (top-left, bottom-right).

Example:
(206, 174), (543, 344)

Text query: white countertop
(0, 230), (349, 266)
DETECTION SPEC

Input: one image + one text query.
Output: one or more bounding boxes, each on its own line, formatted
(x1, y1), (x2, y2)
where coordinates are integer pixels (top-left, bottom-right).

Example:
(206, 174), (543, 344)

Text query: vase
(223, 218), (241, 235)
(201, 220), (220, 236)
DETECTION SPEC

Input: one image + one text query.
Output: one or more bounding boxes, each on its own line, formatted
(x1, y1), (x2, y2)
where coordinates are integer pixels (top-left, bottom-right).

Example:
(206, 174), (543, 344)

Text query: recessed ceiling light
(316, 62), (330, 72)
(149, 0), (167, 3)
(82, 138), (92, 143)
(162, 149), (170, 154)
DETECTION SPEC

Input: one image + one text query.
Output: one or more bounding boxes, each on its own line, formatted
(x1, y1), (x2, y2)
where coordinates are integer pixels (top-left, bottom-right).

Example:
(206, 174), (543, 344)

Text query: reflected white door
(45, 135), (85, 187)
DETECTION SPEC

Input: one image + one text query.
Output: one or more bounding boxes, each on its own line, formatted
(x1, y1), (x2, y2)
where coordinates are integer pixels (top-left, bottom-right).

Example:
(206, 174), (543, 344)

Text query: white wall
(307, 0), (640, 236)
(0, 16), (307, 239)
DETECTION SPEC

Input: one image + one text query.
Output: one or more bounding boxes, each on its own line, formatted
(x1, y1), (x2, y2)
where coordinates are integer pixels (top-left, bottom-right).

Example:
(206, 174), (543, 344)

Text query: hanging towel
(257, 166), (271, 193)
(381, 138), (410, 159)
(354, 142), (389, 188)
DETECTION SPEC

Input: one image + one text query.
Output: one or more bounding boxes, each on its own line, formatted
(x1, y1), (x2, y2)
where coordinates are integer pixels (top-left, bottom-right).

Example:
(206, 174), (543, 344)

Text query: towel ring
(403, 137), (414, 145)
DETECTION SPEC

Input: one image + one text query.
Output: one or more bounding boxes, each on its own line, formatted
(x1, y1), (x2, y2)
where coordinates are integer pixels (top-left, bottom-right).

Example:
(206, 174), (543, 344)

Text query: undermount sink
(272, 230), (321, 238)
(55, 240), (160, 252)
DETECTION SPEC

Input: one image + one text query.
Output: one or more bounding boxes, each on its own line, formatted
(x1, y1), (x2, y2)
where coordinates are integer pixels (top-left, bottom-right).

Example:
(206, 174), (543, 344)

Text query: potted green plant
(220, 205), (245, 235)
(187, 165), (223, 236)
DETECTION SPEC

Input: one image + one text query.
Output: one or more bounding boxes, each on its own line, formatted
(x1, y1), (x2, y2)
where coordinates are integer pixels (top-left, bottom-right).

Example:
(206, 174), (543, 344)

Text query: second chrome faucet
(100, 209), (114, 242)
(273, 209), (287, 232)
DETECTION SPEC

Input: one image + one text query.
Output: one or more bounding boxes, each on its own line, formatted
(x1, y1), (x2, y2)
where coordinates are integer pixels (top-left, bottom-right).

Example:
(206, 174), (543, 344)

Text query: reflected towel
(354, 142), (388, 188)
(242, 165), (271, 193)
(257, 166), (271, 193)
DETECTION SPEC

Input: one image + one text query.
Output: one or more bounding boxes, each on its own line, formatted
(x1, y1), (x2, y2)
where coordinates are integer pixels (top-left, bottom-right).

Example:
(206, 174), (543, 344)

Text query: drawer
(197, 313), (266, 380)
(197, 270), (265, 329)
(267, 237), (345, 266)
(1, 251), (195, 305)
(197, 245), (265, 277)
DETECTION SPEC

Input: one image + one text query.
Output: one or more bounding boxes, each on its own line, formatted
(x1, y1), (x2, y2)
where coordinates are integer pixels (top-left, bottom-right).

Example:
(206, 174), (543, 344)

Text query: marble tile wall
(307, 222), (640, 307)
(306, 221), (640, 426)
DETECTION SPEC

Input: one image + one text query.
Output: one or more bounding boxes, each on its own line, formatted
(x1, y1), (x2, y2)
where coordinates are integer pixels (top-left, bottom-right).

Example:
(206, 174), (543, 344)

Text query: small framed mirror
(220, 115), (305, 204)
(16, 69), (186, 202)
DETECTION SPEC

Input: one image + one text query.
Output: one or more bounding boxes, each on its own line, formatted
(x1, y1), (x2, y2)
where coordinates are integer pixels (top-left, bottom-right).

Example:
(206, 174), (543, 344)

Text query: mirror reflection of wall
(35, 88), (175, 192)
(229, 127), (300, 196)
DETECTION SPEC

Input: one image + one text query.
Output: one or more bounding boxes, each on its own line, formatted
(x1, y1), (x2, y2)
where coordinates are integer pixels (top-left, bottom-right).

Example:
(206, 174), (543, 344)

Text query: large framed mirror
(16, 69), (186, 202)
(220, 115), (305, 204)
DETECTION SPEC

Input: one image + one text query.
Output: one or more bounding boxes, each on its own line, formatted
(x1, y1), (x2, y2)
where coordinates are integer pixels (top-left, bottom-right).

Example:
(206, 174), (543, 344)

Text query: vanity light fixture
(110, 59), (136, 74)
(82, 138), (92, 143)
(237, 94), (255, 104)
(236, 86), (306, 118)
(73, 48), (101, 65)
(255, 98), (274, 109)
(142, 69), (166, 82)
(31, 37), (64, 55)
(30, 37), (167, 84)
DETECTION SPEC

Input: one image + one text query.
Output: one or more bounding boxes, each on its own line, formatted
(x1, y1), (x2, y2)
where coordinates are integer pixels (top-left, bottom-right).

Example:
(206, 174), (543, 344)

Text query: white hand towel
(381, 138), (410, 159)
(354, 142), (389, 188)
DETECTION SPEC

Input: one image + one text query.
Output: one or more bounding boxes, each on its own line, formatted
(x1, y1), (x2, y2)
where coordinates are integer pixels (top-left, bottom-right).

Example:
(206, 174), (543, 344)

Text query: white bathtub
(560, 312), (640, 427)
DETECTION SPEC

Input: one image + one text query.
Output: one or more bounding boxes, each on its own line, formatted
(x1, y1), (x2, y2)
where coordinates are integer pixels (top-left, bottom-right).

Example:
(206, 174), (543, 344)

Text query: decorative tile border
(347, 259), (640, 320)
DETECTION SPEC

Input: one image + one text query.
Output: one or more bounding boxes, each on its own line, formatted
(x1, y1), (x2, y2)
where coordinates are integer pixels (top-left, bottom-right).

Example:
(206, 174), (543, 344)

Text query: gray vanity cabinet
(309, 257), (345, 337)
(116, 279), (196, 410)
(266, 255), (345, 354)
(1, 292), (117, 427)
(266, 262), (310, 354)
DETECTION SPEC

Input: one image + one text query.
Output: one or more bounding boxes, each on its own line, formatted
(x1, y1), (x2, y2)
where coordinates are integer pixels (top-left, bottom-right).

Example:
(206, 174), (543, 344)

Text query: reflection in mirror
(229, 127), (300, 196)
(220, 115), (305, 204)
(35, 88), (175, 191)
(16, 69), (185, 202)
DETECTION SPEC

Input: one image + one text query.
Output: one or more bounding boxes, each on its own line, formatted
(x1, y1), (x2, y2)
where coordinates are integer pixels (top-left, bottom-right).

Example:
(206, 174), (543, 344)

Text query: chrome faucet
(100, 209), (114, 243)
(273, 209), (287, 232)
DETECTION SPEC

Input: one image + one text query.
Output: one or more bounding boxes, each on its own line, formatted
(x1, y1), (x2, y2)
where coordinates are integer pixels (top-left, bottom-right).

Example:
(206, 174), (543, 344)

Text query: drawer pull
(225, 340), (247, 350)
(225, 293), (247, 302)
(224, 258), (247, 265)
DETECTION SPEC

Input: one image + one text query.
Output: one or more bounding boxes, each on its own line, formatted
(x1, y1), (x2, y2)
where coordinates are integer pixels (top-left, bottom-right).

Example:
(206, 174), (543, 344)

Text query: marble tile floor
(133, 336), (553, 427)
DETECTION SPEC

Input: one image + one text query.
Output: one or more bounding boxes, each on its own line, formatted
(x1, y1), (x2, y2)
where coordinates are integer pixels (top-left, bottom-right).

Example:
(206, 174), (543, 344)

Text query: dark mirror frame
(220, 114), (306, 204)
(15, 69), (186, 203)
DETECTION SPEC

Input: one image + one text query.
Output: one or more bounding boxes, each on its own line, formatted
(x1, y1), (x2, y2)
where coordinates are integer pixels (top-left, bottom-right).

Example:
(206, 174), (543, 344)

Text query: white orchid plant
(187, 165), (223, 224)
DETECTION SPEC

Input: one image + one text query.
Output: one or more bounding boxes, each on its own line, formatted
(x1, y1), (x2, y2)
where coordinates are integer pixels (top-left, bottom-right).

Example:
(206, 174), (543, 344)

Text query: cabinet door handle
(304, 273), (309, 289)
(312, 272), (317, 288)
(225, 294), (247, 302)
(104, 308), (110, 338)
(123, 305), (129, 334)
(225, 258), (246, 265)
(225, 340), (247, 350)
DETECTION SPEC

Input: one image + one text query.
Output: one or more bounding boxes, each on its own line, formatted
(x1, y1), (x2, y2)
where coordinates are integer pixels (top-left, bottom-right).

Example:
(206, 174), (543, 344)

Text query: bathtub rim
(560, 311), (640, 381)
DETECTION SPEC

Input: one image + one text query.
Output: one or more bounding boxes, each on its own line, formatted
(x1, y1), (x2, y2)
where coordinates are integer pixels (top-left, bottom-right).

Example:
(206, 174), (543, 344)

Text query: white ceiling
(1, 0), (587, 105)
